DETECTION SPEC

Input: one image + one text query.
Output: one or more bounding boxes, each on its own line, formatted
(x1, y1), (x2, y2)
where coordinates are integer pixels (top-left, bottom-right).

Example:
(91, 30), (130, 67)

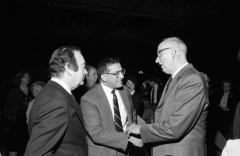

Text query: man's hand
(126, 124), (141, 134)
(128, 136), (143, 147)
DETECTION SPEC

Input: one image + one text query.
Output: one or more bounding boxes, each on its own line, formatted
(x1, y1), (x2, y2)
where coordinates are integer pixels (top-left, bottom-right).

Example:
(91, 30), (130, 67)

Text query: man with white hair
(127, 37), (209, 156)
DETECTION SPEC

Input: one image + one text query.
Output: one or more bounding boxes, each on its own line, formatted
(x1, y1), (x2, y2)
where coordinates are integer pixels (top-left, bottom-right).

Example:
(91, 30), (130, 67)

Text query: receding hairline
(158, 37), (187, 53)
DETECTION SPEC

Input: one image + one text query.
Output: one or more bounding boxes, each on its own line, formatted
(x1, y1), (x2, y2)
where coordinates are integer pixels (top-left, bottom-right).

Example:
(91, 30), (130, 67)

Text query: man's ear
(65, 63), (74, 76)
(101, 74), (106, 82)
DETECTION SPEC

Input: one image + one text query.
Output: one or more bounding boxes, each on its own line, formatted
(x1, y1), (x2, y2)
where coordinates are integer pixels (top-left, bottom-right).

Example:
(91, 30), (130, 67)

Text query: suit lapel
(119, 88), (132, 123)
(96, 85), (115, 125)
(69, 95), (85, 123)
(156, 64), (193, 109)
(156, 77), (172, 109)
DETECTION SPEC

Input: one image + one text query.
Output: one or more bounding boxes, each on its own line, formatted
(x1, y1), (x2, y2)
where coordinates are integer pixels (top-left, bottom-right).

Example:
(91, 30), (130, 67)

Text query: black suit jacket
(132, 92), (145, 118)
(24, 81), (87, 156)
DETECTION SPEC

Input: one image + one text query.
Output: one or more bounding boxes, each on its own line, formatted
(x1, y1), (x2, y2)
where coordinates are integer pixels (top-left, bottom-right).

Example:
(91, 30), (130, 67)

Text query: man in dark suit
(149, 76), (164, 108)
(24, 46), (88, 156)
(217, 79), (238, 138)
(127, 37), (209, 156)
(80, 57), (143, 156)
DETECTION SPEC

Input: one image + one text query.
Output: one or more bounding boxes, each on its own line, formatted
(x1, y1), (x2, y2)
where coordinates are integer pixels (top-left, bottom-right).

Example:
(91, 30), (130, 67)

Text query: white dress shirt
(101, 83), (128, 131)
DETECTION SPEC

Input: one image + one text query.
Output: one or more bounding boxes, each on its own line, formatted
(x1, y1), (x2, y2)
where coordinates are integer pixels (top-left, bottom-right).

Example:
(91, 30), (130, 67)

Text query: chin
(116, 84), (123, 89)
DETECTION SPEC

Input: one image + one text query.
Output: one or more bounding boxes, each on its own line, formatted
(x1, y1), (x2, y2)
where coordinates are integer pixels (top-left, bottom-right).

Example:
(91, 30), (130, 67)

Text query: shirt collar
(101, 82), (114, 95)
(51, 77), (72, 95)
(172, 63), (188, 79)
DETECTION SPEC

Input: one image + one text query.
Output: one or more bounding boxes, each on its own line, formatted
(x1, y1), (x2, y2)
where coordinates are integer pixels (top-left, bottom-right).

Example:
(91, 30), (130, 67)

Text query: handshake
(126, 124), (142, 147)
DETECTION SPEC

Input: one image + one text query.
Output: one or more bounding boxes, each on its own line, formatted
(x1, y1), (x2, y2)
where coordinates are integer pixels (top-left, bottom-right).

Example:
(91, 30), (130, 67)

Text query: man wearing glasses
(80, 57), (143, 156)
(126, 37), (209, 156)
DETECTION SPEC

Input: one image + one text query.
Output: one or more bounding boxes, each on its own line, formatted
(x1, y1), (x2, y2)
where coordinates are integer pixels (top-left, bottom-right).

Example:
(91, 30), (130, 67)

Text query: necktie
(111, 90), (123, 132)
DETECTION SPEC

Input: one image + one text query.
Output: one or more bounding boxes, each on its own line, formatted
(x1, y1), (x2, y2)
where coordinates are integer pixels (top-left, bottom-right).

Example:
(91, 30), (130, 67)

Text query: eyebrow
(157, 47), (172, 54)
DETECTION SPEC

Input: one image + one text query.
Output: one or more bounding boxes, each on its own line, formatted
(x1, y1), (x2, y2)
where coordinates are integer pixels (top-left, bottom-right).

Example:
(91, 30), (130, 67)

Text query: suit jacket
(80, 84), (133, 156)
(24, 81), (87, 156)
(140, 64), (209, 156)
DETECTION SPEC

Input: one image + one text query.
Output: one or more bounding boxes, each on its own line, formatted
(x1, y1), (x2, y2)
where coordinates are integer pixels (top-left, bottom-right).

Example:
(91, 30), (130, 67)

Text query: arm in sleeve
(141, 75), (207, 143)
(81, 96), (129, 151)
(24, 99), (68, 156)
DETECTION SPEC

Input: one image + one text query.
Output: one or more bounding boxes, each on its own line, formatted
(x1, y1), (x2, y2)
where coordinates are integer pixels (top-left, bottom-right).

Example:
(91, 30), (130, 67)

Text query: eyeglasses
(157, 47), (176, 60)
(157, 47), (172, 54)
(104, 69), (125, 78)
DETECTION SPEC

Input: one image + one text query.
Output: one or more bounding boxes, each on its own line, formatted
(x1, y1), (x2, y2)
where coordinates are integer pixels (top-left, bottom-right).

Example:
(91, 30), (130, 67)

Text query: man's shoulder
(82, 84), (102, 98)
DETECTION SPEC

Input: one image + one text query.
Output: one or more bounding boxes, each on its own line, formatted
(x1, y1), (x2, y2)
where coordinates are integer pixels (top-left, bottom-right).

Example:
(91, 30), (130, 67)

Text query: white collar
(172, 63), (188, 78)
(101, 82), (114, 94)
(51, 77), (72, 95)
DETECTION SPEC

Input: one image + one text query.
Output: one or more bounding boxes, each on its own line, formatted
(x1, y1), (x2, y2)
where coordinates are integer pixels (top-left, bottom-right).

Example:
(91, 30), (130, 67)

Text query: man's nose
(155, 57), (160, 63)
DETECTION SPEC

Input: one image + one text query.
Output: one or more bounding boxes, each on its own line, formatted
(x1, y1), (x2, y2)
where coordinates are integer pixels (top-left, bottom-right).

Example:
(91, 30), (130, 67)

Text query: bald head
(158, 37), (187, 55)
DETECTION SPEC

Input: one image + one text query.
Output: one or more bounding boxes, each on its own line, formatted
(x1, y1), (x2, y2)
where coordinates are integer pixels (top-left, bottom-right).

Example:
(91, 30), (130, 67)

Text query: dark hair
(13, 71), (31, 87)
(49, 46), (81, 77)
(125, 74), (139, 87)
(97, 57), (121, 78)
(125, 74), (142, 93)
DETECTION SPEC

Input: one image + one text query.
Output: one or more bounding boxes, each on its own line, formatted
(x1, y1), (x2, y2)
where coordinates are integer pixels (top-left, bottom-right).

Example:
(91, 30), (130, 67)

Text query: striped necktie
(111, 89), (123, 132)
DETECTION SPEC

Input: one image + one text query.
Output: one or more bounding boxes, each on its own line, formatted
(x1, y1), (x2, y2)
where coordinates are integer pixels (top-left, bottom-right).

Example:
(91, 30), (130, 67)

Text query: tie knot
(111, 89), (116, 95)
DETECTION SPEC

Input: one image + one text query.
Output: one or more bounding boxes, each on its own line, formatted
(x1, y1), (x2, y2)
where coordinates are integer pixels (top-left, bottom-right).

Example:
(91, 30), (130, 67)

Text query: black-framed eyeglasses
(103, 69), (125, 78)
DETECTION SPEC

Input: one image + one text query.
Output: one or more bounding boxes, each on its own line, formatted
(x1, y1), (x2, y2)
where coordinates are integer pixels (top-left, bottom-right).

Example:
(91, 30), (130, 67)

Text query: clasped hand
(126, 124), (142, 147)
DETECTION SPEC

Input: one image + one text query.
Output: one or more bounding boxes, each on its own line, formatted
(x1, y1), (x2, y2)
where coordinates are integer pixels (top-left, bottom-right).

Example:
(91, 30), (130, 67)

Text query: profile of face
(102, 63), (124, 89)
(155, 42), (175, 75)
(126, 79), (135, 92)
(32, 84), (44, 98)
(86, 67), (98, 86)
(71, 51), (87, 89)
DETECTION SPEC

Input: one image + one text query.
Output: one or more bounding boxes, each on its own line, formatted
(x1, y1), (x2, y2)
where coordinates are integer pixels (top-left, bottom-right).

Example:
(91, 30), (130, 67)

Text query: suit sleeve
(140, 75), (207, 143)
(80, 96), (129, 151)
(24, 99), (68, 156)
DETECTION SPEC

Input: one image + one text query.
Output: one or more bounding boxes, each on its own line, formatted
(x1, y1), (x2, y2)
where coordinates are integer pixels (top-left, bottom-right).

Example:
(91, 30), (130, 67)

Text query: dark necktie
(111, 89), (123, 132)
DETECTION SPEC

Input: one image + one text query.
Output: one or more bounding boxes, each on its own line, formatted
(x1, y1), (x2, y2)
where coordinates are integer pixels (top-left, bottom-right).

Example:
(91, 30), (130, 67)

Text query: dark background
(1, 0), (240, 83)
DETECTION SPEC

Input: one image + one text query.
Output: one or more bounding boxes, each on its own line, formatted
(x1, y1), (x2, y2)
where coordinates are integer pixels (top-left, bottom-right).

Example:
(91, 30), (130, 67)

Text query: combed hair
(97, 57), (121, 78)
(49, 46), (80, 77)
